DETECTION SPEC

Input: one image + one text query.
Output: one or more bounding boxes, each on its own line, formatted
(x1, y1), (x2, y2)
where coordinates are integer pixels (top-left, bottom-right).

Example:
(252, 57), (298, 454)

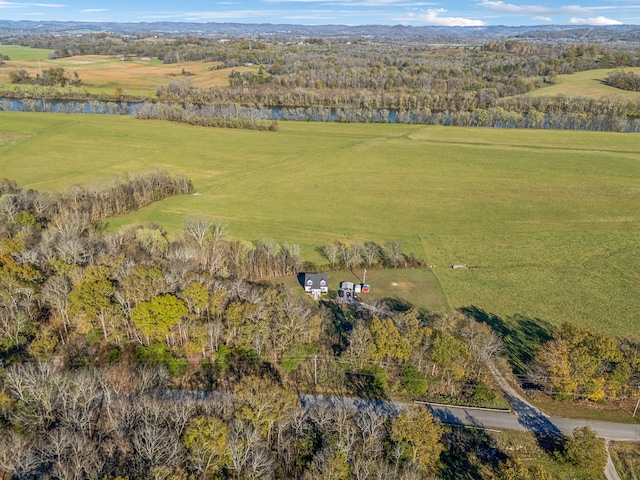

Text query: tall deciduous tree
(234, 376), (300, 446)
(390, 406), (443, 476)
(132, 294), (188, 345)
(182, 416), (230, 479)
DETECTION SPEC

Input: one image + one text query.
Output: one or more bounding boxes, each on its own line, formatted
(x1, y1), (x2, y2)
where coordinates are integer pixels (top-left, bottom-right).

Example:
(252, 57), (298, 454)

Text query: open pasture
(529, 67), (640, 99)
(1, 112), (639, 336)
(0, 44), (54, 61)
(0, 49), (249, 96)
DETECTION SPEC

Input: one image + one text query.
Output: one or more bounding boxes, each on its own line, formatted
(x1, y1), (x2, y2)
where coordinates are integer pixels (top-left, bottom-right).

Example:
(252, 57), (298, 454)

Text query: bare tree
(0, 431), (44, 479)
(184, 218), (213, 249)
(228, 420), (274, 479)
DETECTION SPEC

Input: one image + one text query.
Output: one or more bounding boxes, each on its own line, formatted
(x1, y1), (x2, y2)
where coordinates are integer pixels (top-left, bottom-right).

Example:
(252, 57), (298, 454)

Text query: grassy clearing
(0, 44), (55, 61)
(0, 51), (252, 96)
(1, 112), (640, 336)
(529, 67), (640, 99)
(268, 268), (449, 312)
(525, 391), (640, 424)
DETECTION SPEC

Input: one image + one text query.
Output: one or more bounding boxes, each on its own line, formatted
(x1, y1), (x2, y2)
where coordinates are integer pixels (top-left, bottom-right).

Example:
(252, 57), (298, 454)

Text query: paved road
(298, 394), (640, 441)
(172, 387), (636, 479)
(422, 403), (640, 442)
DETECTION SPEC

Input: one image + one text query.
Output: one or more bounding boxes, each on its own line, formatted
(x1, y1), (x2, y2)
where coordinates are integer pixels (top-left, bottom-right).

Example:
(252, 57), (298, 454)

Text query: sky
(0, 0), (639, 27)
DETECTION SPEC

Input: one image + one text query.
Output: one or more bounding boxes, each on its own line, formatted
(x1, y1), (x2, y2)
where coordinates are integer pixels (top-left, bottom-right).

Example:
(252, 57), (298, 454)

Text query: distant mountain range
(1, 20), (640, 44)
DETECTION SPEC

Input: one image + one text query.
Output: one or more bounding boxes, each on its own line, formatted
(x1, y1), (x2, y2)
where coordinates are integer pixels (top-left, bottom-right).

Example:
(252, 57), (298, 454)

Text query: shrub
(563, 426), (607, 477)
(402, 363), (428, 395)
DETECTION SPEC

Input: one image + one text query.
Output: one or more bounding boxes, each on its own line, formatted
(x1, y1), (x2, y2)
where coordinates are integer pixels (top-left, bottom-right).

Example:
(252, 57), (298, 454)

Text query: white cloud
(0, 1), (64, 7)
(533, 15), (552, 21)
(478, 0), (593, 15)
(80, 8), (107, 13)
(569, 15), (623, 24)
(403, 8), (485, 26)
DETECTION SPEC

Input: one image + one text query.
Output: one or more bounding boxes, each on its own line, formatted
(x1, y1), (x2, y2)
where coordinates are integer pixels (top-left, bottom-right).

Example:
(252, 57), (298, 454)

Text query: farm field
(1, 112), (640, 336)
(0, 44), (54, 61)
(0, 45), (249, 96)
(530, 67), (640, 98)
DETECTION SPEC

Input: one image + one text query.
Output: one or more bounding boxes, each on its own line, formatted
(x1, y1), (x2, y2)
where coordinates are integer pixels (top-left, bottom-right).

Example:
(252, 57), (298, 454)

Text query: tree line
(9, 67), (81, 87)
(606, 70), (640, 92)
(135, 102), (280, 132)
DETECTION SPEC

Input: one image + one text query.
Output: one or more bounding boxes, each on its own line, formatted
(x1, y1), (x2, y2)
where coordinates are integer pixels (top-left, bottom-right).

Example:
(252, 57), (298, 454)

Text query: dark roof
(303, 273), (328, 287)
(298, 273), (329, 290)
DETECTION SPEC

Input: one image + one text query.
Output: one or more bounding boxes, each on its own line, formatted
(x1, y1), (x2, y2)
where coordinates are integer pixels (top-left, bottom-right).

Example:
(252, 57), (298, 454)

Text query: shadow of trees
(344, 370), (388, 400)
(460, 307), (567, 455)
(439, 426), (508, 480)
(460, 306), (553, 374)
(378, 297), (414, 313)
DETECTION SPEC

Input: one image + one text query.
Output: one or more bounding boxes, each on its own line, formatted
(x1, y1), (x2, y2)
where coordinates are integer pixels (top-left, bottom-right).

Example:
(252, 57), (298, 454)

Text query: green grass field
(0, 44), (55, 61)
(530, 67), (640, 98)
(1, 112), (639, 336)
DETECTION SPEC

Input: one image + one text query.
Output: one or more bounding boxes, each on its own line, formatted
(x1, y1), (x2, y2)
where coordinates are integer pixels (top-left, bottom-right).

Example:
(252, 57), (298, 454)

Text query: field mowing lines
(198, 135), (372, 193)
(0, 131), (32, 148)
(197, 155), (311, 193)
(411, 136), (638, 156)
(582, 244), (640, 270)
(0, 126), (54, 154)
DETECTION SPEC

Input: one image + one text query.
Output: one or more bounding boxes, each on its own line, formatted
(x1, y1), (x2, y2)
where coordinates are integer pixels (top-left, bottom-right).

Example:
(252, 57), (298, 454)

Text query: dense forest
(0, 174), (638, 478)
(2, 33), (640, 131)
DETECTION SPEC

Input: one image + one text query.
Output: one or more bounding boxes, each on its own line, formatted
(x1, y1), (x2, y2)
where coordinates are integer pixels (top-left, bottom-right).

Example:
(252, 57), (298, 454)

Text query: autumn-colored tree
(182, 416), (230, 479)
(303, 448), (351, 480)
(430, 330), (470, 381)
(535, 322), (623, 400)
(223, 301), (259, 350)
(234, 376), (300, 446)
(345, 322), (374, 369)
(180, 281), (210, 319)
(131, 294), (188, 345)
(390, 406), (443, 476)
(68, 265), (122, 340)
(116, 265), (167, 316)
(369, 317), (411, 363)
(534, 338), (577, 395)
(498, 458), (553, 480)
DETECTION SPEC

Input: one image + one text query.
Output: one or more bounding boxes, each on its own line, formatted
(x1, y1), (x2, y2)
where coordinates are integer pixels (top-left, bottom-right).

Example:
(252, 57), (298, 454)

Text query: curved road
(298, 394), (640, 442)
(300, 364), (638, 480)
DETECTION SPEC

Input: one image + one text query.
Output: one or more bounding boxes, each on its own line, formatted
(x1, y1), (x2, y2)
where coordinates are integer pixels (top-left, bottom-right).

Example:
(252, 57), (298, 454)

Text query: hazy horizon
(0, 0), (638, 28)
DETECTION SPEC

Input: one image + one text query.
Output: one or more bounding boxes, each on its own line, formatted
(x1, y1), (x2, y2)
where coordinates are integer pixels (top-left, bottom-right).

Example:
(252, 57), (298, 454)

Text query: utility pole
(313, 354), (318, 386)
(633, 387), (640, 418)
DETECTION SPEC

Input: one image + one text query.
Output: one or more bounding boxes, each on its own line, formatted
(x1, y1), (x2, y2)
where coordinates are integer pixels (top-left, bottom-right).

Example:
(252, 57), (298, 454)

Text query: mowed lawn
(1, 112), (640, 336)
